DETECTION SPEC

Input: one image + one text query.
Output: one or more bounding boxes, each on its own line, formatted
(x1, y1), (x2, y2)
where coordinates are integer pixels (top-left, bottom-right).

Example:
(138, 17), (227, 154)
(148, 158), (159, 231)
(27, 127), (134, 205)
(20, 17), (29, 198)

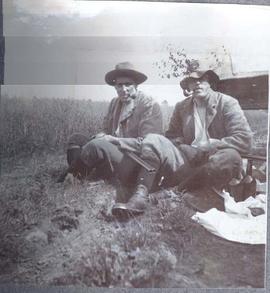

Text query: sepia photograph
(0, 0), (269, 289)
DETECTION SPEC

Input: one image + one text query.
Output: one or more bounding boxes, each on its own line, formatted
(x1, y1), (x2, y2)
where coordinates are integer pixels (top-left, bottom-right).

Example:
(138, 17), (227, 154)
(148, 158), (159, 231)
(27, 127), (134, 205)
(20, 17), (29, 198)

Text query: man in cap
(112, 68), (253, 215)
(62, 62), (163, 213)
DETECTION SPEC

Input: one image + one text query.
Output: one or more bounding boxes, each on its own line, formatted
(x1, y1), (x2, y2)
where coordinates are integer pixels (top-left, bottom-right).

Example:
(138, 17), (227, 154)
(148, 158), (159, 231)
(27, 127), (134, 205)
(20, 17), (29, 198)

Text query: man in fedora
(62, 62), (163, 213)
(112, 68), (253, 214)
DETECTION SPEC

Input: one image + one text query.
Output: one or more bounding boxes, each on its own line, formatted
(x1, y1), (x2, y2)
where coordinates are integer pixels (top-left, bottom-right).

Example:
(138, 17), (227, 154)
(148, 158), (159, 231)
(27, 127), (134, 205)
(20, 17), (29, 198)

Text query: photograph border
(0, 0), (269, 292)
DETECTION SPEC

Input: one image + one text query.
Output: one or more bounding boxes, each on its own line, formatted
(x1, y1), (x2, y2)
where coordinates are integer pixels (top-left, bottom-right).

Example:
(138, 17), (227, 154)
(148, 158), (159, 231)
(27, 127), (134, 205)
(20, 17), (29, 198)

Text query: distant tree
(154, 44), (232, 80)
(161, 100), (169, 106)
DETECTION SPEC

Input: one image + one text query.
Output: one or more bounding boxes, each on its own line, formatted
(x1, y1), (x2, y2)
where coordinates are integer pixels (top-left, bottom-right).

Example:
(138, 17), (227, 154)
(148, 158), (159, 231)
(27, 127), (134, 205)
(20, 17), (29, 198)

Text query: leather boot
(125, 184), (149, 212)
(178, 163), (212, 192)
(112, 184), (149, 217)
(113, 179), (134, 204)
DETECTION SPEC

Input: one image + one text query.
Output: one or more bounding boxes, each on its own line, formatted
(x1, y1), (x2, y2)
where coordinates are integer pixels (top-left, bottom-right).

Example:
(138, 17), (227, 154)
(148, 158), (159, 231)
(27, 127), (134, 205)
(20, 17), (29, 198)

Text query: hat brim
(105, 69), (147, 86)
(180, 70), (220, 90)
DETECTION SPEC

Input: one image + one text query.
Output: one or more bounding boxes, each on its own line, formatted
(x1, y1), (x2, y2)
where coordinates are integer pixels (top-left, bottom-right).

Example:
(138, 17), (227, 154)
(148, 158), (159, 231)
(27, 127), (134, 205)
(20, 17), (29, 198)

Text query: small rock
(25, 229), (48, 245)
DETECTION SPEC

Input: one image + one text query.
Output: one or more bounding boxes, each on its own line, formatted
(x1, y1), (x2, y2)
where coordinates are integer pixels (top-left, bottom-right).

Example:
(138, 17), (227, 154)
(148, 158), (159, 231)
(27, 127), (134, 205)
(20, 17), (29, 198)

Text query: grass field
(1, 95), (268, 158)
(1, 95), (107, 157)
(0, 96), (267, 287)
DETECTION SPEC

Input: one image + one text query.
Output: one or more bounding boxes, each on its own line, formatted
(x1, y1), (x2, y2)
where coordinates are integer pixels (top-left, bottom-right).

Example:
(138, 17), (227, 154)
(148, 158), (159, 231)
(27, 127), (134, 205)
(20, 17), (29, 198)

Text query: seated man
(165, 69), (253, 189)
(60, 61), (163, 193)
(112, 69), (253, 216)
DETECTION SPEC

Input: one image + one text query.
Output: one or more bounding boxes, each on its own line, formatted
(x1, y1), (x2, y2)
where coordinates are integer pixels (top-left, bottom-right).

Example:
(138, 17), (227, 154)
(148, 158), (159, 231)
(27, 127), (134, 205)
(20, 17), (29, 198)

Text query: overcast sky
(2, 0), (270, 104)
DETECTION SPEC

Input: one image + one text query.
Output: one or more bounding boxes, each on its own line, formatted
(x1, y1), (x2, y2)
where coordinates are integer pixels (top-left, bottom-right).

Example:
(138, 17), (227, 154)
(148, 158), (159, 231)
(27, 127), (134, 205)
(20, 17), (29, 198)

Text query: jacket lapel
(111, 98), (122, 134)
(184, 98), (195, 143)
(111, 94), (138, 134)
(205, 91), (220, 129)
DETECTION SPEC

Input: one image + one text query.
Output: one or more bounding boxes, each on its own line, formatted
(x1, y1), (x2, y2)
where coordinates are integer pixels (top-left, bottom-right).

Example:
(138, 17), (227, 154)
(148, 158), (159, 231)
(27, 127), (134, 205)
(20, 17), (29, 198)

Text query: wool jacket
(103, 91), (163, 151)
(165, 90), (253, 154)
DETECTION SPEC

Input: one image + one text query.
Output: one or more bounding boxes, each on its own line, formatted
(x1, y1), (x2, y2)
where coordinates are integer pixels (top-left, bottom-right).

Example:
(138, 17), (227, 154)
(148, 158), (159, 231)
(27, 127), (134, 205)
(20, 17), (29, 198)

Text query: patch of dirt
(0, 153), (265, 288)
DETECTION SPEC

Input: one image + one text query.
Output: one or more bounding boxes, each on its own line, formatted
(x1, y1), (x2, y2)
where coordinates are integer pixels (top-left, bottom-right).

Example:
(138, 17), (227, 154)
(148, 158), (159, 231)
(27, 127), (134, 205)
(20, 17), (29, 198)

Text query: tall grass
(1, 95), (267, 158)
(245, 110), (268, 149)
(1, 96), (108, 157)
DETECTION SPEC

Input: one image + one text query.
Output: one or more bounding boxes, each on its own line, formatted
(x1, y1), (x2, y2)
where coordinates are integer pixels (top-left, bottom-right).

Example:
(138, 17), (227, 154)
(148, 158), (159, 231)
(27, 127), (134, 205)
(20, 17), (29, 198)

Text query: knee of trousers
(208, 148), (243, 181)
(80, 138), (123, 169)
(140, 145), (161, 166)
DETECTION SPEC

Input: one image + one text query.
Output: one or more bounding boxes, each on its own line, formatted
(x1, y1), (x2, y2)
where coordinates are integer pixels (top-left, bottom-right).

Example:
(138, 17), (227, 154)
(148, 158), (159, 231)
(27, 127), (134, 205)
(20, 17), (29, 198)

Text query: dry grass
(0, 153), (196, 287)
(1, 96), (107, 157)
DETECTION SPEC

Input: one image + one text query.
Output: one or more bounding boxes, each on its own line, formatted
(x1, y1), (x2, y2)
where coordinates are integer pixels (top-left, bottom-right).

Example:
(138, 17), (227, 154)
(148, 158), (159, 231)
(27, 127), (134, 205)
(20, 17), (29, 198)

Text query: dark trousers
(176, 148), (243, 191)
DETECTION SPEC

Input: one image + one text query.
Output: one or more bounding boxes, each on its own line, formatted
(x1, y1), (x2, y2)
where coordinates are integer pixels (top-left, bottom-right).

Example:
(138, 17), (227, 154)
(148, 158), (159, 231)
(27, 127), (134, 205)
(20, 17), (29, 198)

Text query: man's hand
(179, 144), (209, 167)
(195, 141), (217, 155)
(209, 138), (224, 148)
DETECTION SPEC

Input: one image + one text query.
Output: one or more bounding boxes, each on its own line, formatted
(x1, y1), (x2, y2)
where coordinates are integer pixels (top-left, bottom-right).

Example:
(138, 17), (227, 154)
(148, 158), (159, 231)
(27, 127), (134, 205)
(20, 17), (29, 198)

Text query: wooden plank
(218, 74), (268, 110)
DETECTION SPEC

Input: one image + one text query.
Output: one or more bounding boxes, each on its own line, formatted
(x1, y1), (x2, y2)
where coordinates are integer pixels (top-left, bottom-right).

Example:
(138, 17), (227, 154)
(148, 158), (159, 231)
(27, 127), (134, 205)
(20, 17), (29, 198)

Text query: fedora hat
(180, 70), (220, 90)
(105, 62), (147, 86)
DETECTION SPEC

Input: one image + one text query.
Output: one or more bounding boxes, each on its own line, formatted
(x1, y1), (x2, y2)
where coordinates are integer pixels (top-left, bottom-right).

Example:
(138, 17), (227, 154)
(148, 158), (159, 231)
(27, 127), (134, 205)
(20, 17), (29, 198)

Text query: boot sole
(112, 203), (144, 219)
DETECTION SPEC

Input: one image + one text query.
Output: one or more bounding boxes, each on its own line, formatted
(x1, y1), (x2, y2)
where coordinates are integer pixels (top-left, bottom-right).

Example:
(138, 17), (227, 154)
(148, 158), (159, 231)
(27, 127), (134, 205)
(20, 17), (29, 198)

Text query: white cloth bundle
(192, 193), (267, 244)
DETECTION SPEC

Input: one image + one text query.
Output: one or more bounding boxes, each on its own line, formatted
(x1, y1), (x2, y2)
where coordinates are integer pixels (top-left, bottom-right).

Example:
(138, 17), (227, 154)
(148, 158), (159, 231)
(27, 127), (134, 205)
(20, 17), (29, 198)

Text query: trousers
(67, 133), (243, 192)
(67, 133), (144, 187)
(137, 134), (243, 190)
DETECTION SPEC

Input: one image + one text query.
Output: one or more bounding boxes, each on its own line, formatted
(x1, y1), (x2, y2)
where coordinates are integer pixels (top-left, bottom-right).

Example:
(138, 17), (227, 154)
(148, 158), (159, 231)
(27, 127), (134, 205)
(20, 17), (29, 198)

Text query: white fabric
(192, 192), (267, 244)
(191, 102), (209, 147)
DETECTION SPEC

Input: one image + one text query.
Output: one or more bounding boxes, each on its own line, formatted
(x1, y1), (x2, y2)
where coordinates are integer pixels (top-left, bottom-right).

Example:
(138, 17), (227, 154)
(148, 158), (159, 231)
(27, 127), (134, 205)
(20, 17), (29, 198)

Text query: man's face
(114, 76), (137, 102)
(187, 75), (211, 99)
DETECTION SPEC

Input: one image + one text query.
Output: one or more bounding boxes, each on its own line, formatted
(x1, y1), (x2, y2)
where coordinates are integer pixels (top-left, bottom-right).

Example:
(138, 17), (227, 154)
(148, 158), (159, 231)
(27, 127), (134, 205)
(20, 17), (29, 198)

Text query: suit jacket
(103, 91), (163, 151)
(103, 91), (163, 138)
(165, 90), (253, 154)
